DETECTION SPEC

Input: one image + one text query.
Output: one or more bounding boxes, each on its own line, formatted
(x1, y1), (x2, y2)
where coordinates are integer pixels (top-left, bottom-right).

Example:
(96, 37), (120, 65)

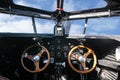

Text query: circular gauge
(57, 52), (61, 57)
(63, 45), (69, 51)
(64, 52), (68, 58)
(50, 51), (54, 57)
(57, 45), (61, 50)
(49, 45), (55, 50)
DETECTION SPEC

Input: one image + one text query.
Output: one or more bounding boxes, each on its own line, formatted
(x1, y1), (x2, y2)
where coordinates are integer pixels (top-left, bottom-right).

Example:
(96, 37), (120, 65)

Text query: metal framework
(0, 0), (120, 21)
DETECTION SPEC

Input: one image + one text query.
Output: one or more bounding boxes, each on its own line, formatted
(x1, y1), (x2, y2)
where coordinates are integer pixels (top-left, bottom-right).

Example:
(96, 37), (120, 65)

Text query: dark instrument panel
(42, 37), (81, 63)
(0, 35), (120, 80)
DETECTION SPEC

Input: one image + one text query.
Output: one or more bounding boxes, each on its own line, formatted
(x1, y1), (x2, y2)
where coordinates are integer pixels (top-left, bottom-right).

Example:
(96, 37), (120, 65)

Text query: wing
(68, 0), (120, 20)
(0, 0), (53, 19)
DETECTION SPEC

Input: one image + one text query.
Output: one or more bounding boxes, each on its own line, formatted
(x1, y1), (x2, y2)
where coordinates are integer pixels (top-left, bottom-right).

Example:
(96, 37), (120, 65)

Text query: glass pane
(13, 0), (55, 11)
(35, 19), (54, 34)
(13, 0), (107, 11)
(0, 14), (34, 33)
(0, 0), (119, 35)
(86, 17), (120, 35)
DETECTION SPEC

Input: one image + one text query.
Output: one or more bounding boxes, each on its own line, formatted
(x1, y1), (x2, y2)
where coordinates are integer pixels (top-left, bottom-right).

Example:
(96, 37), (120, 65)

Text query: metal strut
(83, 18), (88, 34)
(32, 17), (37, 34)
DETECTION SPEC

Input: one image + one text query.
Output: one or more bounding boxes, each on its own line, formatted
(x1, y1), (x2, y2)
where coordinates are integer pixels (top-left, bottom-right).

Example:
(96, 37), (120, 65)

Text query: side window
(87, 17), (120, 35)
(69, 17), (120, 35)
(0, 13), (34, 33)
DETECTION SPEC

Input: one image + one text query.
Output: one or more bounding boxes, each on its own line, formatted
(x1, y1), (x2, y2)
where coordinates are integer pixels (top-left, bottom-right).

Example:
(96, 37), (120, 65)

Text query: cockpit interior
(0, 0), (120, 80)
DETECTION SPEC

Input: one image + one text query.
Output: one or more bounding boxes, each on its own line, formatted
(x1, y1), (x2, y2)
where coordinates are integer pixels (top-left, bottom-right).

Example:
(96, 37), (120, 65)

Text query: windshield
(13, 0), (107, 11)
(0, 0), (120, 35)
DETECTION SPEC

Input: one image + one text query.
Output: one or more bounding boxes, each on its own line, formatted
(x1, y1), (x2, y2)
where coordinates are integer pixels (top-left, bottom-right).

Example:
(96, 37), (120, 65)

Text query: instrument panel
(0, 35), (120, 80)
(42, 37), (79, 63)
(21, 37), (97, 74)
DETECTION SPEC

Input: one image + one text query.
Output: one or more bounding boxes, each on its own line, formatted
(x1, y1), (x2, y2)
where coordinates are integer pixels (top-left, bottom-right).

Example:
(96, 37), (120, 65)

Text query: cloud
(14, 0), (31, 6)
(95, 0), (107, 8)
(36, 21), (54, 34)
(0, 14), (55, 33)
(52, 0), (57, 10)
(0, 14), (33, 33)
(87, 17), (120, 34)
(14, 0), (41, 9)
(69, 24), (83, 34)
(64, 0), (76, 11)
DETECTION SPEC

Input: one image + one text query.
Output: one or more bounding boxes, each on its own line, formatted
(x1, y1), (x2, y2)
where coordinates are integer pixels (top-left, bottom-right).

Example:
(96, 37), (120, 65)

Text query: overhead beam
(69, 11), (111, 19)
(0, 0), (53, 19)
(67, 8), (120, 20)
(0, 7), (52, 19)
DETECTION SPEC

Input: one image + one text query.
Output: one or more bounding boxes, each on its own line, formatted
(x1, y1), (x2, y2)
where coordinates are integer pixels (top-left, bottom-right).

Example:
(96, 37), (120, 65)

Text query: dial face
(57, 52), (61, 57)
(63, 45), (69, 51)
(50, 52), (54, 57)
(49, 45), (55, 50)
(57, 45), (61, 50)
(45, 38), (72, 62)
(64, 52), (67, 58)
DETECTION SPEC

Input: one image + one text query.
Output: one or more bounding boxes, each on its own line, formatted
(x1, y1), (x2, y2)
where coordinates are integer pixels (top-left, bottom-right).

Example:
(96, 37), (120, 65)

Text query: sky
(0, 0), (120, 35)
